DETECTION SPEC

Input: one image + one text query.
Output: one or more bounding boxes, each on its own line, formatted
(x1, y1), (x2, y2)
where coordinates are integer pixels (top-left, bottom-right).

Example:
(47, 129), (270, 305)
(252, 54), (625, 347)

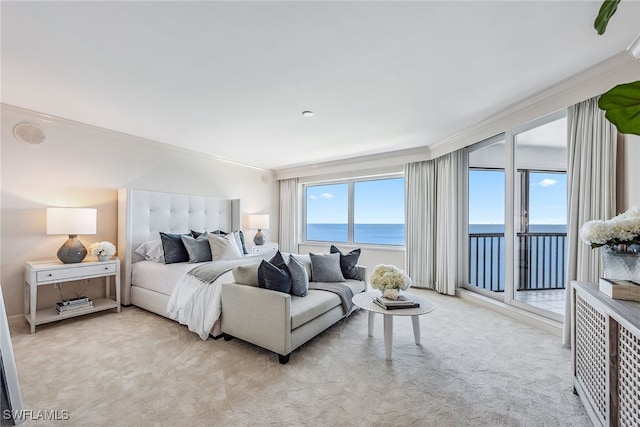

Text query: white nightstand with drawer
(250, 242), (279, 255)
(24, 258), (121, 333)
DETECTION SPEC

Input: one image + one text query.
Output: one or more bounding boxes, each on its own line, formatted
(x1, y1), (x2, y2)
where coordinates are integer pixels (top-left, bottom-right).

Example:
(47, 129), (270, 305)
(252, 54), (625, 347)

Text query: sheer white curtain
(562, 97), (617, 346)
(405, 151), (461, 295)
(278, 178), (299, 253)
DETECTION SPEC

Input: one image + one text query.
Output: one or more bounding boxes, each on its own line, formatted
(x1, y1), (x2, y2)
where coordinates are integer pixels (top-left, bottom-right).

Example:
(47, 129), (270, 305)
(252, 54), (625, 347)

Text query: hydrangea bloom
(370, 264), (412, 291)
(580, 206), (640, 249)
(89, 241), (116, 257)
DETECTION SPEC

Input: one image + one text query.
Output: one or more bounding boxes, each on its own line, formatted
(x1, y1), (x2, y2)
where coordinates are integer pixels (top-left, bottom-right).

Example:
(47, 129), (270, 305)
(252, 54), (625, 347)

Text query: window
(306, 183), (348, 242)
(305, 177), (405, 246)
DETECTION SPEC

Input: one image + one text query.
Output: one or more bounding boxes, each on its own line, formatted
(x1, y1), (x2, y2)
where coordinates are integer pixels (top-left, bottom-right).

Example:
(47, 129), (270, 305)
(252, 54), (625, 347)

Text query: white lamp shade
(46, 208), (97, 235)
(248, 214), (269, 230)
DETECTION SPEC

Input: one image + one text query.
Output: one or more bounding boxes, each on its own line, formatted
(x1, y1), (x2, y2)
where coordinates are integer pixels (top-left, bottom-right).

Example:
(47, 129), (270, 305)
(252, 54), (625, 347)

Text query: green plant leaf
(594, 0), (621, 35)
(598, 81), (640, 135)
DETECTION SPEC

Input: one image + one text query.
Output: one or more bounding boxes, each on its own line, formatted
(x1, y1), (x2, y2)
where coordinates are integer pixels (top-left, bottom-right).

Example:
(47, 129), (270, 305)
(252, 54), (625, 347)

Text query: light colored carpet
(8, 288), (590, 426)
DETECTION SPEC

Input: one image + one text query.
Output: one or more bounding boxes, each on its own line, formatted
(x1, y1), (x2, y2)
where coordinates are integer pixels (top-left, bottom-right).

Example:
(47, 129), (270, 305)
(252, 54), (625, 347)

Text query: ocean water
(306, 223), (567, 291)
(306, 223), (405, 245)
(469, 224), (567, 291)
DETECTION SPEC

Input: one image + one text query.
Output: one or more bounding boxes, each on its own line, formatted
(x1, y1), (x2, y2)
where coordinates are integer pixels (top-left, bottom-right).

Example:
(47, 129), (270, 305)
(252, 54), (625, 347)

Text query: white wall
(1, 104), (278, 317)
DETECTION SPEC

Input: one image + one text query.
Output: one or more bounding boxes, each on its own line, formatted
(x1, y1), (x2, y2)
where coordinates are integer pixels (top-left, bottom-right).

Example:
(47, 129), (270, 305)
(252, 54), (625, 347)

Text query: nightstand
(250, 242), (278, 255)
(24, 258), (121, 333)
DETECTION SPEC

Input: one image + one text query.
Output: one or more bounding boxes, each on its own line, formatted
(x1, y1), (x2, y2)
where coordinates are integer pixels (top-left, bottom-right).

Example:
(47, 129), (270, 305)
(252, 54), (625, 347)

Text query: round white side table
(352, 291), (435, 361)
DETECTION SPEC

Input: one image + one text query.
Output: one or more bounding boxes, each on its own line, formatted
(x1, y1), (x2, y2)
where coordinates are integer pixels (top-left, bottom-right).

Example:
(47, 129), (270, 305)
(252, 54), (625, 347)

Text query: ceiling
(2, 1), (639, 171)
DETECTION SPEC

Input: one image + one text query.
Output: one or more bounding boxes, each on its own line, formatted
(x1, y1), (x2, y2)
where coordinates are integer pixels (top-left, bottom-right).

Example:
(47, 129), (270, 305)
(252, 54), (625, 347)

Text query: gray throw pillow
(288, 255), (309, 296)
(309, 252), (344, 282)
(232, 264), (259, 287)
(181, 232), (212, 263)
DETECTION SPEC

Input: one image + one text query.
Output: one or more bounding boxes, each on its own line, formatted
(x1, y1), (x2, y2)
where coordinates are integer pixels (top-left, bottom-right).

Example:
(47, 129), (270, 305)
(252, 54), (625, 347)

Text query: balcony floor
(516, 289), (565, 315)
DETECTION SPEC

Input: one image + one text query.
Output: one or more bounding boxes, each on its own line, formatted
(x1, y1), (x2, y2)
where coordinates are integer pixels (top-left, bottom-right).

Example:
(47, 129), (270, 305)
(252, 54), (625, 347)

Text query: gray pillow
(288, 255), (309, 296)
(309, 252), (344, 282)
(232, 264), (259, 287)
(181, 232), (212, 263)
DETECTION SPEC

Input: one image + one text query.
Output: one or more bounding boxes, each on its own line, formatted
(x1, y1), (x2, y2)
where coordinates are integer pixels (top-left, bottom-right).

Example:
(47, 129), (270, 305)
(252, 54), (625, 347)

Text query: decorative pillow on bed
(208, 233), (243, 260)
(159, 232), (191, 264)
(233, 230), (249, 255)
(134, 240), (165, 263)
(309, 252), (344, 282)
(257, 260), (292, 294)
(288, 255), (309, 297)
(229, 231), (246, 257)
(330, 245), (361, 280)
(181, 232), (212, 263)
(190, 230), (205, 238)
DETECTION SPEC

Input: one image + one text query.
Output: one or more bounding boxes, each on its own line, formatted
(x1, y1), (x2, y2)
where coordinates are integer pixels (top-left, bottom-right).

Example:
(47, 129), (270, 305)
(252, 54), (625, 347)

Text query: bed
(117, 188), (264, 338)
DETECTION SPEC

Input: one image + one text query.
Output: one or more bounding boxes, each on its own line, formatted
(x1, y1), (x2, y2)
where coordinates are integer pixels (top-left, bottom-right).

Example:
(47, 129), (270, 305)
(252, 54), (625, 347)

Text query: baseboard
(8, 313), (24, 328)
(456, 288), (563, 337)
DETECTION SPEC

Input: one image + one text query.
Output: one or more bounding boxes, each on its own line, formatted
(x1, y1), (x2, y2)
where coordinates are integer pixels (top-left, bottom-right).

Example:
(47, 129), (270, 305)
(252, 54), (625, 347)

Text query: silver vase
(602, 245), (640, 282)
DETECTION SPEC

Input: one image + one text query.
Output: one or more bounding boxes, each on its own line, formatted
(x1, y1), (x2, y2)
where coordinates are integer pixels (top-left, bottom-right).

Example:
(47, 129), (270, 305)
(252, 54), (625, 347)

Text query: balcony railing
(469, 231), (567, 292)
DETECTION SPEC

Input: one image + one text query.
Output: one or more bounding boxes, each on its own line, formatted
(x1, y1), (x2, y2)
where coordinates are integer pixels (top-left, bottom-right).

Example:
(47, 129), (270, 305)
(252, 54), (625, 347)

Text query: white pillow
(208, 233), (242, 261)
(135, 240), (165, 263)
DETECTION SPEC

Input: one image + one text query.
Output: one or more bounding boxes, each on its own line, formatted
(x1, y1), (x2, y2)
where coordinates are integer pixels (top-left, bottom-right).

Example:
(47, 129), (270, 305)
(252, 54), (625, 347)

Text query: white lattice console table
(571, 281), (640, 427)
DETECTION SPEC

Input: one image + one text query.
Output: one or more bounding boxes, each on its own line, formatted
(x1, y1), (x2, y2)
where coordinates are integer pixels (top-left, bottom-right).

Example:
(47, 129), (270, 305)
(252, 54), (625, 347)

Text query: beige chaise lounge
(220, 254), (367, 364)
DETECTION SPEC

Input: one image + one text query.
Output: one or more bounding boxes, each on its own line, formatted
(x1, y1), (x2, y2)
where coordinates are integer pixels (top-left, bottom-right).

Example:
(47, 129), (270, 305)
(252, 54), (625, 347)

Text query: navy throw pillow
(160, 232), (190, 264)
(257, 260), (292, 294)
(330, 245), (361, 280)
(236, 230), (249, 255)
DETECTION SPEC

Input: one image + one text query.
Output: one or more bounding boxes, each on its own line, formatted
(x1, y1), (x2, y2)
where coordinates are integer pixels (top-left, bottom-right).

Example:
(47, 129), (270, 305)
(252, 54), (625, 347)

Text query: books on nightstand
(373, 295), (420, 310)
(599, 278), (640, 301)
(56, 296), (93, 314)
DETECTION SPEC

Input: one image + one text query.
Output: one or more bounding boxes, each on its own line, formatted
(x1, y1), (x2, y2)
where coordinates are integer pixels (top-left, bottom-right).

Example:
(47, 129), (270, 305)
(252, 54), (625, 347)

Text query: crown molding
(274, 145), (428, 181)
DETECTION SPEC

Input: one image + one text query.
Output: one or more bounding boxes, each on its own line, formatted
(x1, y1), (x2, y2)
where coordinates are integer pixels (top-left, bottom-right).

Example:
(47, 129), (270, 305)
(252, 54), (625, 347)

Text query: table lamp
(248, 214), (269, 246)
(46, 207), (97, 263)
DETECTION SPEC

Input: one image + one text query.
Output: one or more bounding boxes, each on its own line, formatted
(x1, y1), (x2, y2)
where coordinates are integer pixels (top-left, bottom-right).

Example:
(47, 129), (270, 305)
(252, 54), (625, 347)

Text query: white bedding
(132, 255), (268, 340)
(166, 271), (231, 340)
(131, 260), (196, 295)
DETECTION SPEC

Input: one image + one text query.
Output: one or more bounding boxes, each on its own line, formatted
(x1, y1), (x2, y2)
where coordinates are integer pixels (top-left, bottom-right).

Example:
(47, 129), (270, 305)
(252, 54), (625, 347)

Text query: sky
(306, 167), (567, 226)
(306, 178), (404, 224)
(469, 170), (567, 225)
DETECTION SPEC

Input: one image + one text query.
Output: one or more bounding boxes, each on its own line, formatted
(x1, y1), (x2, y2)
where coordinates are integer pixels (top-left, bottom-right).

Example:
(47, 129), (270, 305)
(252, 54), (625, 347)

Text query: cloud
(308, 195), (317, 200)
(320, 193), (335, 199)
(539, 179), (557, 187)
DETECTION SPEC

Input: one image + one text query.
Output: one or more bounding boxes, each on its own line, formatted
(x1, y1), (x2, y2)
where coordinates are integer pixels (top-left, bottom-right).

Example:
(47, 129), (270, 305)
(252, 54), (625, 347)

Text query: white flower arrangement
(89, 241), (116, 257)
(370, 264), (412, 299)
(580, 206), (640, 249)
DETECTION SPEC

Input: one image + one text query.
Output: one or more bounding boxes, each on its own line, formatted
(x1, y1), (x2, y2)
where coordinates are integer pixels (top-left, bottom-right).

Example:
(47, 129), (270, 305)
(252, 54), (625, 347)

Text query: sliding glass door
(463, 112), (567, 320)
(465, 135), (506, 298)
(512, 114), (567, 319)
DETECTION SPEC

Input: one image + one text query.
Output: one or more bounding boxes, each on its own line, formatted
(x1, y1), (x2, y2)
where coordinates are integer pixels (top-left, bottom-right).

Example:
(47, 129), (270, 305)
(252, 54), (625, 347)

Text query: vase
(602, 245), (640, 282)
(382, 288), (400, 300)
(98, 255), (111, 262)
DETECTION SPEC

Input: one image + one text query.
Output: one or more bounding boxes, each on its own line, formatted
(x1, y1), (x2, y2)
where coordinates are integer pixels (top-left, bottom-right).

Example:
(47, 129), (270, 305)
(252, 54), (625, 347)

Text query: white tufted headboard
(117, 188), (241, 305)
